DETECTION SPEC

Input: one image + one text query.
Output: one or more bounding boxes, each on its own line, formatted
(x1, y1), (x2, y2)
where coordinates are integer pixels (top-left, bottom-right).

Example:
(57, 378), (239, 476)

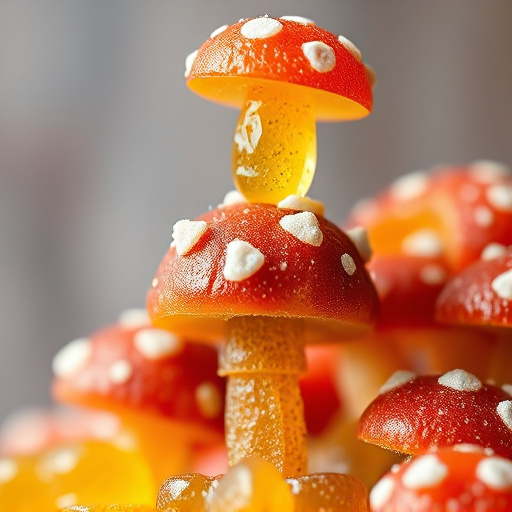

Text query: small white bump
(277, 195), (325, 216)
(184, 50), (198, 78)
(438, 369), (482, 392)
(210, 25), (228, 38)
(195, 382), (222, 419)
(280, 15), (315, 25)
(279, 211), (323, 247)
(469, 160), (510, 184)
(118, 308), (150, 328)
(241, 17), (283, 39)
(172, 219), (208, 256)
(452, 444), (488, 454)
(236, 165), (259, 177)
(346, 226), (372, 262)
(0, 459), (17, 483)
(341, 253), (356, 275)
(390, 171), (429, 201)
(152, 277), (159, 288)
(220, 190), (248, 207)
(223, 240), (265, 282)
(497, 401), (512, 430)
(55, 493), (78, 508)
(369, 476), (395, 509)
(476, 457), (512, 490)
(134, 328), (183, 360)
(108, 360), (133, 385)
(302, 41), (336, 72)
(419, 264), (447, 285)
(379, 370), (416, 395)
(402, 454), (448, 489)
(487, 184), (512, 211)
(402, 229), (444, 258)
(337, 35), (362, 61)
(491, 269), (512, 300)
(474, 206), (494, 228)
(482, 243), (507, 261)
(52, 338), (91, 378)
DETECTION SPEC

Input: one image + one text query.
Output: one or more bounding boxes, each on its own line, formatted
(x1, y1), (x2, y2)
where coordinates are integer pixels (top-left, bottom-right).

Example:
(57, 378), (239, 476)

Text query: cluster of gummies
(3, 15), (512, 512)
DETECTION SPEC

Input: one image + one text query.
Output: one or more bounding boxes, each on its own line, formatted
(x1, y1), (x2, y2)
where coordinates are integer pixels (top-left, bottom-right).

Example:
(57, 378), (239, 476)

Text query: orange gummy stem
(220, 316), (307, 476)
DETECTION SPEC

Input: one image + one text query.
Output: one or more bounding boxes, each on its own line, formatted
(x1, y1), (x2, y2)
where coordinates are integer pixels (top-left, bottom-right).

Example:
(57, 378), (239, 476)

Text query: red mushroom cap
(147, 203), (379, 343)
(186, 16), (372, 121)
(358, 369), (512, 457)
(370, 445), (512, 512)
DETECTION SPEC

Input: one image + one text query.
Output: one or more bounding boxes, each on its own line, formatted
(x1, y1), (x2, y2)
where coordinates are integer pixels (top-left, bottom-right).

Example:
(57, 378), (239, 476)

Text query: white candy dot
(280, 15), (315, 25)
(402, 454), (448, 489)
(277, 195), (325, 216)
(341, 253), (356, 275)
(337, 35), (362, 61)
(390, 171), (429, 201)
(379, 370), (416, 395)
(487, 184), (512, 211)
(47, 447), (82, 474)
(474, 206), (494, 228)
(108, 360), (133, 384)
(52, 338), (92, 378)
(220, 190), (248, 207)
(491, 269), (512, 300)
(223, 240), (265, 282)
(369, 476), (395, 509)
(172, 219), (208, 256)
(118, 308), (150, 328)
(134, 328), (183, 360)
(195, 382), (222, 419)
(482, 243), (507, 261)
(184, 50), (198, 78)
(438, 369), (482, 392)
(0, 459), (17, 483)
(469, 160), (510, 184)
(241, 17), (283, 39)
(346, 226), (372, 262)
(302, 41), (336, 72)
(497, 401), (512, 430)
(476, 457), (512, 490)
(279, 211), (323, 247)
(211, 25), (228, 38)
(419, 264), (447, 285)
(55, 493), (78, 508)
(402, 229), (444, 257)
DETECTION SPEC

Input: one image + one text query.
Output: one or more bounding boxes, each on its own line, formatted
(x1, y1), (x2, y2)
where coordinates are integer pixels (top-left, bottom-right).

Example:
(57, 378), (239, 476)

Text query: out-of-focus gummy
(61, 506), (154, 512)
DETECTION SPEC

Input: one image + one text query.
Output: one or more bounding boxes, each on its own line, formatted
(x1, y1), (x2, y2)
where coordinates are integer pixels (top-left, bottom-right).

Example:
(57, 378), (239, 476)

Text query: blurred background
(1, 0), (511, 421)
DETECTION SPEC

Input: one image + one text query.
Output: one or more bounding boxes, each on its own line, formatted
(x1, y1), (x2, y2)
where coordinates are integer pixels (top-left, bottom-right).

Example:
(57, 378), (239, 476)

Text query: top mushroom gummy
(185, 16), (373, 204)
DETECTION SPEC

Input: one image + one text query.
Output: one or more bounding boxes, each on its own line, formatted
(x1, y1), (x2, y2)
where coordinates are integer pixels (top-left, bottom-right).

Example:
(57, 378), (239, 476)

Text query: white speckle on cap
(277, 195), (325, 216)
(502, 384), (512, 397)
(346, 226), (372, 262)
(390, 171), (429, 201)
(302, 41), (336, 72)
(379, 370), (416, 395)
(0, 459), (17, 483)
(487, 184), (512, 211)
(279, 211), (323, 247)
(118, 308), (150, 328)
(491, 269), (512, 300)
(280, 15), (315, 25)
(211, 25), (228, 38)
(241, 17), (283, 39)
(452, 444), (489, 454)
(419, 264), (447, 285)
(497, 401), (512, 430)
(476, 457), (512, 490)
(108, 360), (133, 385)
(402, 454), (448, 489)
(52, 338), (91, 378)
(438, 369), (482, 392)
(236, 166), (259, 177)
(223, 240), (265, 282)
(402, 229), (444, 257)
(369, 476), (395, 509)
(474, 206), (494, 228)
(279, 261), (288, 271)
(195, 382), (222, 418)
(152, 277), (159, 288)
(482, 243), (507, 261)
(341, 253), (356, 275)
(220, 190), (248, 207)
(337, 35), (362, 61)
(55, 493), (78, 508)
(172, 219), (208, 256)
(184, 50), (198, 78)
(470, 160), (510, 184)
(134, 328), (183, 360)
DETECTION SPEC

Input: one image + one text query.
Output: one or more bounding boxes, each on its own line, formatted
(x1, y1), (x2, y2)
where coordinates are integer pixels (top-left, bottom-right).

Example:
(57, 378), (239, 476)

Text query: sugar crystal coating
(172, 219), (208, 256)
(240, 17), (283, 39)
(302, 41), (336, 72)
(438, 369), (482, 392)
(379, 370), (416, 395)
(277, 195), (325, 216)
(341, 253), (356, 275)
(223, 240), (265, 282)
(402, 454), (448, 489)
(279, 211), (323, 246)
(497, 401), (512, 430)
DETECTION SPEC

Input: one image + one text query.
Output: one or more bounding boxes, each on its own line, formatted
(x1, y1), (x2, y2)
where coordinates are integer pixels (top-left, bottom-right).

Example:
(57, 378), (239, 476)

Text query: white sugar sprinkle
(108, 360), (133, 384)
(389, 171), (429, 201)
(438, 369), (482, 392)
(52, 338), (91, 378)
(279, 211), (323, 247)
(302, 41), (336, 72)
(469, 160), (510, 184)
(337, 35), (362, 61)
(277, 195), (325, 216)
(369, 476), (395, 509)
(236, 166), (259, 177)
(280, 15), (315, 25)
(134, 328), (183, 360)
(341, 253), (356, 275)
(486, 184), (512, 211)
(172, 219), (208, 256)
(195, 382), (222, 418)
(482, 243), (507, 261)
(346, 226), (372, 262)
(241, 17), (283, 39)
(379, 370), (416, 395)
(220, 190), (248, 207)
(223, 240), (265, 282)
(184, 50), (198, 78)
(0, 459), (17, 483)
(402, 454), (448, 489)
(497, 401), (512, 430)
(210, 25), (228, 38)
(419, 264), (447, 285)
(474, 206), (494, 228)
(402, 229), (444, 257)
(491, 269), (512, 300)
(476, 457), (512, 490)
(118, 308), (150, 328)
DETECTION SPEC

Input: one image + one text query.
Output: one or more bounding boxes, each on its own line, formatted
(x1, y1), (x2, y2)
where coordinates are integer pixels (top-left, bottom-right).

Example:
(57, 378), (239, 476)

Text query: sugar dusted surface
(302, 41), (336, 72)
(223, 240), (265, 282)
(277, 195), (325, 216)
(172, 219), (208, 256)
(379, 370), (416, 395)
(240, 17), (283, 39)
(402, 454), (448, 489)
(497, 401), (512, 430)
(341, 252), (356, 275)
(279, 211), (323, 247)
(438, 369), (482, 392)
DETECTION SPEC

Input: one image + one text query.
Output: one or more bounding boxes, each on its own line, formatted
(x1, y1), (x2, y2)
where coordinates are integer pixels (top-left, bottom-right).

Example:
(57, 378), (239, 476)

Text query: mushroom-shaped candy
(186, 16), (373, 204)
(148, 203), (378, 475)
(358, 369), (512, 457)
(370, 445), (512, 512)
(52, 309), (225, 486)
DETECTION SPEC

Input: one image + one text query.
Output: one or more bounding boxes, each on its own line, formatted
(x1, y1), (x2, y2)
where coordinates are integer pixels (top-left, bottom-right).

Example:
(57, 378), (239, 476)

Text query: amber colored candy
(61, 506), (154, 512)
(0, 441), (155, 511)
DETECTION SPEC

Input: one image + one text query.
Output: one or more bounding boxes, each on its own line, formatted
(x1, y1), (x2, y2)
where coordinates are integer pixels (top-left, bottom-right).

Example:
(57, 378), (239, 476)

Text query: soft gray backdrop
(1, 1), (512, 421)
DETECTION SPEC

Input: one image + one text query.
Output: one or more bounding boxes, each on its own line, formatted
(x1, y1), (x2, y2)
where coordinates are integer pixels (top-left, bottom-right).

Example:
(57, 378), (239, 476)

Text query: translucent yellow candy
(61, 506), (154, 512)
(232, 84), (316, 204)
(0, 441), (155, 511)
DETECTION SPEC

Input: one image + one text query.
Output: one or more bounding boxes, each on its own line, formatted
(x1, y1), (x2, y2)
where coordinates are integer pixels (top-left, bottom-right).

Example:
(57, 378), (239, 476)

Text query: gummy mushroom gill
(185, 15), (374, 204)
(147, 202), (378, 476)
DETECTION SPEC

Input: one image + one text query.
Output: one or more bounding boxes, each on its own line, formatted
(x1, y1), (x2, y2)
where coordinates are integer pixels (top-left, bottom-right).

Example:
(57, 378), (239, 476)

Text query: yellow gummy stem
(232, 84), (317, 204)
